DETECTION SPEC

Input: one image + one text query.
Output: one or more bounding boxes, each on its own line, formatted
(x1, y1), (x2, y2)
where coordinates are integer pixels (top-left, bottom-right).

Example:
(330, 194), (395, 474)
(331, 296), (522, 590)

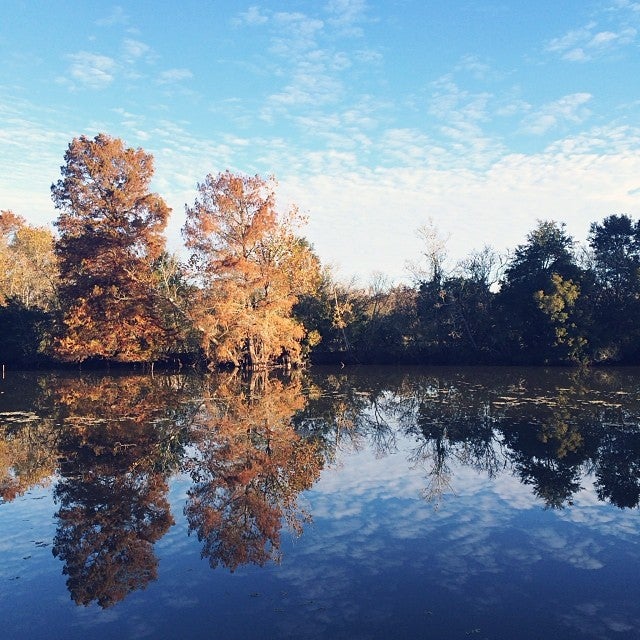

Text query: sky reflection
(1, 367), (640, 638)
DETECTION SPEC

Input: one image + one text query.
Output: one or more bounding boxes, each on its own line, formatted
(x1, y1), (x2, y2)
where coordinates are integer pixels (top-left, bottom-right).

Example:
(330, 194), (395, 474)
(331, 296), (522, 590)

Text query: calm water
(1, 366), (640, 639)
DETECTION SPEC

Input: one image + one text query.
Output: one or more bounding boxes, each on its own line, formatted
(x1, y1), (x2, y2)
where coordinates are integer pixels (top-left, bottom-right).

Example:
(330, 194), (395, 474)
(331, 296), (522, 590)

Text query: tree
(183, 171), (320, 369)
(497, 220), (585, 363)
(0, 210), (58, 310)
(51, 133), (171, 362)
(0, 211), (59, 364)
(534, 273), (588, 363)
(587, 214), (640, 361)
(410, 220), (451, 360)
(151, 251), (201, 359)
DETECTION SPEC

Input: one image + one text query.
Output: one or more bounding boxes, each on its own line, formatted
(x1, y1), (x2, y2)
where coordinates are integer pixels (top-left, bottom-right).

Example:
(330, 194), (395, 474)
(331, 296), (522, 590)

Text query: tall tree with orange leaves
(51, 134), (172, 362)
(183, 171), (320, 369)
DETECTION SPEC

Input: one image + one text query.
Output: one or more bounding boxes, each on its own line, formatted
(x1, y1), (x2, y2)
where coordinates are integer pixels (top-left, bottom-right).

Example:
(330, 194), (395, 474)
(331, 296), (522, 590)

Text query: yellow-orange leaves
(183, 171), (320, 369)
(52, 134), (171, 362)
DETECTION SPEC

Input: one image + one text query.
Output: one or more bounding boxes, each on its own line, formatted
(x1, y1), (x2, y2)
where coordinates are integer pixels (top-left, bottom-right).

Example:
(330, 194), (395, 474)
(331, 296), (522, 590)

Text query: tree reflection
(594, 426), (640, 508)
(4, 365), (640, 610)
(184, 372), (324, 571)
(0, 374), (60, 502)
(300, 367), (640, 511)
(0, 416), (57, 503)
(51, 375), (195, 607)
(53, 470), (172, 607)
(295, 368), (399, 458)
(388, 374), (501, 507)
(497, 388), (589, 509)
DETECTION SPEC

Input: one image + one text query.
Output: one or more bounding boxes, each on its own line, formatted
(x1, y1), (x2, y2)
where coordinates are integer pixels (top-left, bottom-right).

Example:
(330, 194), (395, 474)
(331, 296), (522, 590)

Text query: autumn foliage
(51, 134), (172, 362)
(185, 372), (324, 570)
(0, 210), (58, 310)
(6, 131), (640, 367)
(183, 171), (320, 369)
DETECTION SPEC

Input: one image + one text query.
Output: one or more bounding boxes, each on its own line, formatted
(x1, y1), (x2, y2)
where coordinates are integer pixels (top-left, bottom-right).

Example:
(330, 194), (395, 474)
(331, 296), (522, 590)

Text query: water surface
(1, 366), (640, 639)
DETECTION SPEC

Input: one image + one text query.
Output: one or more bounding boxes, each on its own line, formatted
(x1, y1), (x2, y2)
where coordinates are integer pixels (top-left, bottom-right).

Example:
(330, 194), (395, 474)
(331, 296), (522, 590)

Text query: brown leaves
(183, 171), (321, 368)
(185, 373), (324, 571)
(51, 134), (172, 362)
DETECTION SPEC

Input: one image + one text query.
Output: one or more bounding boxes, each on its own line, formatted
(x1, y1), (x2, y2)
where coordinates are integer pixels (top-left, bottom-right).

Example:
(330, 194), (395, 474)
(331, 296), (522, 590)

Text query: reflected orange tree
(51, 374), (197, 607)
(184, 372), (324, 571)
(0, 415), (58, 503)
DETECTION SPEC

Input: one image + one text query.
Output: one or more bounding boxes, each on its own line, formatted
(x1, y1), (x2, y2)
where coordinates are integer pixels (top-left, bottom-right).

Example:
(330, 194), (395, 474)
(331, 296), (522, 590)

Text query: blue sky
(2, 1), (640, 282)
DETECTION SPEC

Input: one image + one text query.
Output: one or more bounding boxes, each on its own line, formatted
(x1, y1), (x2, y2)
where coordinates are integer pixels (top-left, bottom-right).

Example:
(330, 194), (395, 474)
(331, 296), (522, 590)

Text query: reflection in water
(49, 375), (195, 607)
(184, 372), (324, 571)
(52, 470), (172, 608)
(2, 366), (640, 611)
(0, 415), (57, 502)
(297, 366), (640, 511)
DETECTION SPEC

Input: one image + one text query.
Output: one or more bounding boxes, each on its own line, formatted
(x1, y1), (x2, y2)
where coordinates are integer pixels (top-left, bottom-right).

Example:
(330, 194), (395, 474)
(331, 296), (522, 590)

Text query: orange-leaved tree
(183, 171), (320, 369)
(0, 210), (58, 310)
(51, 134), (172, 362)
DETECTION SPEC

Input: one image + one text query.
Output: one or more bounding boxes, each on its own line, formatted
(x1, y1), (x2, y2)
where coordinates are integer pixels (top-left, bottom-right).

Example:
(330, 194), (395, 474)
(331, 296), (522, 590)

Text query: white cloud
(158, 68), (194, 84)
(236, 5), (269, 26)
(546, 21), (637, 61)
(278, 137), (640, 282)
(590, 27), (636, 47)
(354, 48), (382, 64)
(265, 68), (342, 110)
(521, 93), (592, 135)
(563, 47), (589, 62)
(326, 0), (368, 36)
(611, 0), (640, 13)
(270, 12), (325, 57)
(95, 5), (128, 27)
(123, 38), (151, 59)
(455, 54), (493, 80)
(546, 23), (596, 53)
(65, 51), (116, 89)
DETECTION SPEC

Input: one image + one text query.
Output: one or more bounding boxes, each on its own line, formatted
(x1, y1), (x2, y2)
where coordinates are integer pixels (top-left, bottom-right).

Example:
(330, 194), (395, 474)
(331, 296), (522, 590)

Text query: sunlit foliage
(51, 133), (172, 362)
(183, 171), (321, 369)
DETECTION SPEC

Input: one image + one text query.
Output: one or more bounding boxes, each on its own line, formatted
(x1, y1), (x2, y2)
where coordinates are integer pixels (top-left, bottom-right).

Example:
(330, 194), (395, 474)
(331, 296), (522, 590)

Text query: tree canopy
(51, 133), (172, 362)
(183, 171), (320, 369)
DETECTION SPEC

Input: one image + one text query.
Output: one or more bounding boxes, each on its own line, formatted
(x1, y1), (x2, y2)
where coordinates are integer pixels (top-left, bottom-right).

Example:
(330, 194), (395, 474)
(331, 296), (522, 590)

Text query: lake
(1, 365), (640, 639)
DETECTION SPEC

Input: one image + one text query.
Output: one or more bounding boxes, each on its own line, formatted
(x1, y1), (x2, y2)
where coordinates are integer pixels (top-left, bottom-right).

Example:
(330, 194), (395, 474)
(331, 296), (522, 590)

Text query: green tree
(413, 247), (499, 363)
(497, 220), (584, 363)
(587, 214), (640, 361)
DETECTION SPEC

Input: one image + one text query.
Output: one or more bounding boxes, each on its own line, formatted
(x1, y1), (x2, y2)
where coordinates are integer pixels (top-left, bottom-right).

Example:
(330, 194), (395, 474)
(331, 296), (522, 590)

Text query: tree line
(2, 132), (640, 368)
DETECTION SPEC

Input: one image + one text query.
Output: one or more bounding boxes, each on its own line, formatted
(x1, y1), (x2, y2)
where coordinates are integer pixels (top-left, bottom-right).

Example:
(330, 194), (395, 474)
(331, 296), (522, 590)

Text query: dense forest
(2, 132), (640, 369)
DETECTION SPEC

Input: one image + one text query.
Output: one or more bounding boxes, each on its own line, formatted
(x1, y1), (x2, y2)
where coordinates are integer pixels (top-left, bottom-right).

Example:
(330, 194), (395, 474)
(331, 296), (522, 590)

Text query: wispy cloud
(454, 54), (493, 80)
(270, 12), (325, 56)
(546, 21), (637, 61)
(64, 51), (117, 89)
(235, 5), (269, 26)
(123, 38), (151, 59)
(521, 93), (592, 135)
(158, 68), (194, 84)
(326, 0), (368, 36)
(429, 76), (491, 124)
(426, 76), (504, 169)
(95, 5), (128, 27)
